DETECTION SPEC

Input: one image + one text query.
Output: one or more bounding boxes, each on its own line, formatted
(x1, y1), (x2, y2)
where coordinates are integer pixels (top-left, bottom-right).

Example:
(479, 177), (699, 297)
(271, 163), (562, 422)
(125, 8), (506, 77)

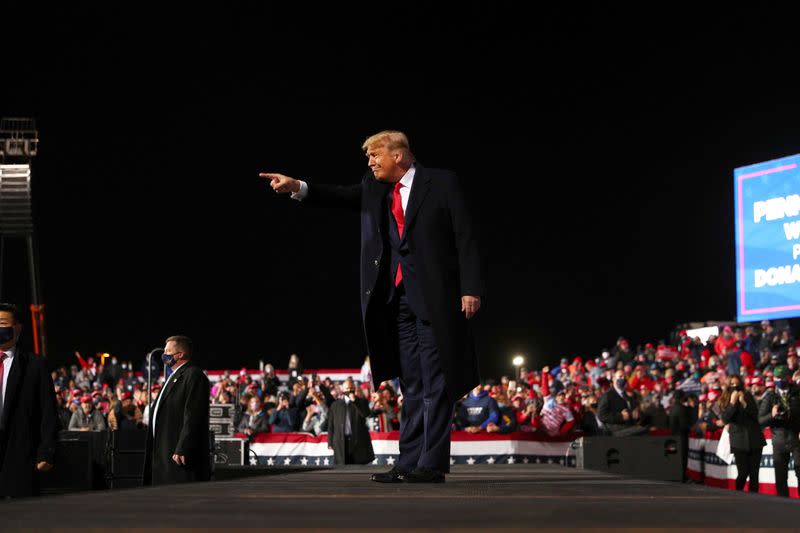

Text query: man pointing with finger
(260, 130), (485, 483)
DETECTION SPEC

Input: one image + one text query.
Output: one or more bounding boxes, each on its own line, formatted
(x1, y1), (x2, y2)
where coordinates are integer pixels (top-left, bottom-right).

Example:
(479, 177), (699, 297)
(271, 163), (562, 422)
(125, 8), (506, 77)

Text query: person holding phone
(327, 378), (374, 465)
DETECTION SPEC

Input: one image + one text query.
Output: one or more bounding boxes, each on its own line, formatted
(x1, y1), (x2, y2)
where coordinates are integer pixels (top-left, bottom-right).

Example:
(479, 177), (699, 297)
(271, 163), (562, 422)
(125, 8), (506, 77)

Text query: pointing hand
(259, 173), (301, 194)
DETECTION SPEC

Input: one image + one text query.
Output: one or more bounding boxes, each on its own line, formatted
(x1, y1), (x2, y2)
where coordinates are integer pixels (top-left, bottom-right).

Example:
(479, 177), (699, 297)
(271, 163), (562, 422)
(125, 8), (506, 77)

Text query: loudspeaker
(209, 404), (236, 437)
(39, 439), (93, 495)
(214, 438), (248, 465)
(108, 430), (147, 488)
(574, 436), (683, 481)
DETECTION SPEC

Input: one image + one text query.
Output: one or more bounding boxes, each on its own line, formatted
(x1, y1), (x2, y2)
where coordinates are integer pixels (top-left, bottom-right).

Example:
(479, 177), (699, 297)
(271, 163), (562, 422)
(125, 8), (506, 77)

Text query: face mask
(615, 378), (627, 390)
(589, 403), (598, 409)
(0, 326), (15, 345)
(775, 379), (787, 390)
(162, 352), (178, 367)
(497, 402), (507, 408)
(733, 384), (743, 391)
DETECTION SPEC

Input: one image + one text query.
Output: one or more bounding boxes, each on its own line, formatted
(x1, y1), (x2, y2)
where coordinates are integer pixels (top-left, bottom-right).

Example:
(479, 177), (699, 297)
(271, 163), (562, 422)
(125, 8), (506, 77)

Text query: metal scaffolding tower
(0, 117), (46, 356)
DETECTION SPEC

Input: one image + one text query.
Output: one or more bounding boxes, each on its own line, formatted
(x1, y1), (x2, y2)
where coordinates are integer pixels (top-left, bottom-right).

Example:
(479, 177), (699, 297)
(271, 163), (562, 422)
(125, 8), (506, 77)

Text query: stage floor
(1, 464), (797, 530)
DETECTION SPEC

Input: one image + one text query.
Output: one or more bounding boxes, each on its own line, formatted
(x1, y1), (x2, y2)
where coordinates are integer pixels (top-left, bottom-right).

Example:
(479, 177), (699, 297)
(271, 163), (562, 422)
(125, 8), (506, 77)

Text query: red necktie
(391, 181), (405, 286)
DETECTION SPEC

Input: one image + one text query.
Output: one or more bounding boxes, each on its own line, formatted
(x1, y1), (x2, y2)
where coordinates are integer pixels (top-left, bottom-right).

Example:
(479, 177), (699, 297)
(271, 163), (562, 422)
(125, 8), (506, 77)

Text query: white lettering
(754, 264), (800, 288)
(755, 269), (767, 288)
(753, 195), (800, 223)
(754, 201), (767, 223)
(785, 221), (800, 240)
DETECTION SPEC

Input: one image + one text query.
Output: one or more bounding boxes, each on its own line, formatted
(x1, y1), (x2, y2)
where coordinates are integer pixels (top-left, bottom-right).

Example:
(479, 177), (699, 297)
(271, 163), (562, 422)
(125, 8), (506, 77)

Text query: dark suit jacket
(757, 387), (800, 448)
(721, 392), (766, 453)
(0, 350), (59, 497)
(597, 388), (638, 429)
(238, 411), (270, 435)
(303, 164), (485, 401)
(327, 397), (374, 465)
(146, 362), (211, 485)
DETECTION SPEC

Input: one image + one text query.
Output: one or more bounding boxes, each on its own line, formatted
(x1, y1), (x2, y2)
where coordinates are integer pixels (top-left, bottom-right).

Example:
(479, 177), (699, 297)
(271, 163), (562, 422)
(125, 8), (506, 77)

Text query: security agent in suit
(261, 130), (485, 483)
(758, 366), (800, 498)
(598, 369), (647, 436)
(327, 378), (375, 465)
(0, 303), (58, 498)
(146, 335), (211, 486)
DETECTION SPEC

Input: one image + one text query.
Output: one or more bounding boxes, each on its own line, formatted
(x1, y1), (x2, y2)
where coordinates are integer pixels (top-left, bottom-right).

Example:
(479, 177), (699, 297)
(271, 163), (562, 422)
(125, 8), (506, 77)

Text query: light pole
(512, 355), (524, 381)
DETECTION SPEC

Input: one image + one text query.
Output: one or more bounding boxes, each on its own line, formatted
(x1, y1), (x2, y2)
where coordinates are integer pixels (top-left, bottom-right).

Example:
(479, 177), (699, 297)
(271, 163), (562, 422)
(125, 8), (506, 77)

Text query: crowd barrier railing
(688, 427), (798, 497)
(239, 430), (578, 467)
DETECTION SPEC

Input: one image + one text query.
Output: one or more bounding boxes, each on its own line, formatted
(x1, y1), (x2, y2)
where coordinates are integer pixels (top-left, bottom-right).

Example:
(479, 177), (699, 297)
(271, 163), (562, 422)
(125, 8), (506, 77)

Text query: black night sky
(3, 4), (800, 379)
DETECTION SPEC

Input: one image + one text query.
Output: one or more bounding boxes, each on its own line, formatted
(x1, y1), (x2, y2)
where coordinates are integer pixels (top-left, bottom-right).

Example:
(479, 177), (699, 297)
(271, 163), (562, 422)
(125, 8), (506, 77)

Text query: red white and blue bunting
(244, 431), (577, 467)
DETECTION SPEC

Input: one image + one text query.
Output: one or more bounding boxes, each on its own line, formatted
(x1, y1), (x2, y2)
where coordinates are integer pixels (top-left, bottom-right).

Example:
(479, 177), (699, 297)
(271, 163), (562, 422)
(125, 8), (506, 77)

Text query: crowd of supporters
(49, 320), (800, 493)
(50, 322), (800, 438)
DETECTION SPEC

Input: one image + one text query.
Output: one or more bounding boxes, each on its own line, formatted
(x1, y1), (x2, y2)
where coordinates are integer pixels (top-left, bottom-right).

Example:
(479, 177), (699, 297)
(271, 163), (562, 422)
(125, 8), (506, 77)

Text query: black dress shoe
(399, 468), (445, 483)
(370, 466), (407, 483)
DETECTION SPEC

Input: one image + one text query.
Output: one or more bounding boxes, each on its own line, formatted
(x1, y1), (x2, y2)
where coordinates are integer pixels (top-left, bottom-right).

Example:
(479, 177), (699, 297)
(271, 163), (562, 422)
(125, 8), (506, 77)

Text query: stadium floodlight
(512, 355), (525, 380)
(0, 117), (46, 356)
(0, 118), (38, 159)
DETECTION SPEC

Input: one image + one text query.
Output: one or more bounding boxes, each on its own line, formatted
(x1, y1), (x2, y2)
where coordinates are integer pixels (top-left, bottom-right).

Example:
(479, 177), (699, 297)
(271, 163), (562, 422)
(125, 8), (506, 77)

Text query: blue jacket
(458, 391), (499, 429)
(268, 408), (297, 433)
(727, 350), (743, 376)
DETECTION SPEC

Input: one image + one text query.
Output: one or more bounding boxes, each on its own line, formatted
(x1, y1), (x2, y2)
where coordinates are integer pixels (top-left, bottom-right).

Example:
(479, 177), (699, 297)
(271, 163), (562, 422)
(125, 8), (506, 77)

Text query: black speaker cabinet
(108, 430), (147, 488)
(574, 436), (683, 482)
(209, 404), (236, 437)
(214, 438), (248, 466)
(39, 438), (93, 495)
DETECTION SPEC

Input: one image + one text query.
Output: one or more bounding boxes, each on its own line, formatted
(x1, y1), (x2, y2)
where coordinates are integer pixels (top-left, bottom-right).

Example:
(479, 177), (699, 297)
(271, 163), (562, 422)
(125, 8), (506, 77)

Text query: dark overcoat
(0, 351), (58, 497)
(304, 164), (485, 402)
(327, 397), (375, 465)
(721, 392), (767, 453)
(146, 362), (211, 485)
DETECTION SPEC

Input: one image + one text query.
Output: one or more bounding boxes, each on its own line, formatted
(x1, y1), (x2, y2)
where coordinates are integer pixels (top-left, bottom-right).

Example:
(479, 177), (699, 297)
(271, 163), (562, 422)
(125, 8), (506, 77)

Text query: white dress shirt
(0, 346), (15, 423)
(151, 361), (187, 437)
(291, 164), (417, 214)
(343, 393), (353, 436)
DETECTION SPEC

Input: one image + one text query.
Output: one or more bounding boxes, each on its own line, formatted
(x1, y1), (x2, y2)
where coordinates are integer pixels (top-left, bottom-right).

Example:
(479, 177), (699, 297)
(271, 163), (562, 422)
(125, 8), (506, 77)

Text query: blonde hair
(362, 130), (414, 159)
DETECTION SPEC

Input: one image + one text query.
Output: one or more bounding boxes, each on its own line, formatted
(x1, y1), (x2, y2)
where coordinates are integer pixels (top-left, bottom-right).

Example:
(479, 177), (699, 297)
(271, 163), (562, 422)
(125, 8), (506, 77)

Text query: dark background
(3, 4), (800, 379)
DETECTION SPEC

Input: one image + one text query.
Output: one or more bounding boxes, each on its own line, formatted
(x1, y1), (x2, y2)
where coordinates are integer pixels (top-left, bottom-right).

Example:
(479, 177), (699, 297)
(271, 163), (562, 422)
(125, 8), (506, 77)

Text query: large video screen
(735, 153), (800, 322)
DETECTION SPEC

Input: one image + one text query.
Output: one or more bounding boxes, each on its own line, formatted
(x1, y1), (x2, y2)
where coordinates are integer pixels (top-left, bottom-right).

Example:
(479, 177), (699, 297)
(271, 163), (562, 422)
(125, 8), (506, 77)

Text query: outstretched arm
(259, 173), (361, 210)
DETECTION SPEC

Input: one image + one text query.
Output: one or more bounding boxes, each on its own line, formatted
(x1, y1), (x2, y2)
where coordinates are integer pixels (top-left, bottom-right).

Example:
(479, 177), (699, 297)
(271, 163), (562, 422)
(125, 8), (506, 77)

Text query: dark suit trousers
(733, 450), (762, 492)
(772, 440), (800, 497)
(393, 285), (454, 473)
